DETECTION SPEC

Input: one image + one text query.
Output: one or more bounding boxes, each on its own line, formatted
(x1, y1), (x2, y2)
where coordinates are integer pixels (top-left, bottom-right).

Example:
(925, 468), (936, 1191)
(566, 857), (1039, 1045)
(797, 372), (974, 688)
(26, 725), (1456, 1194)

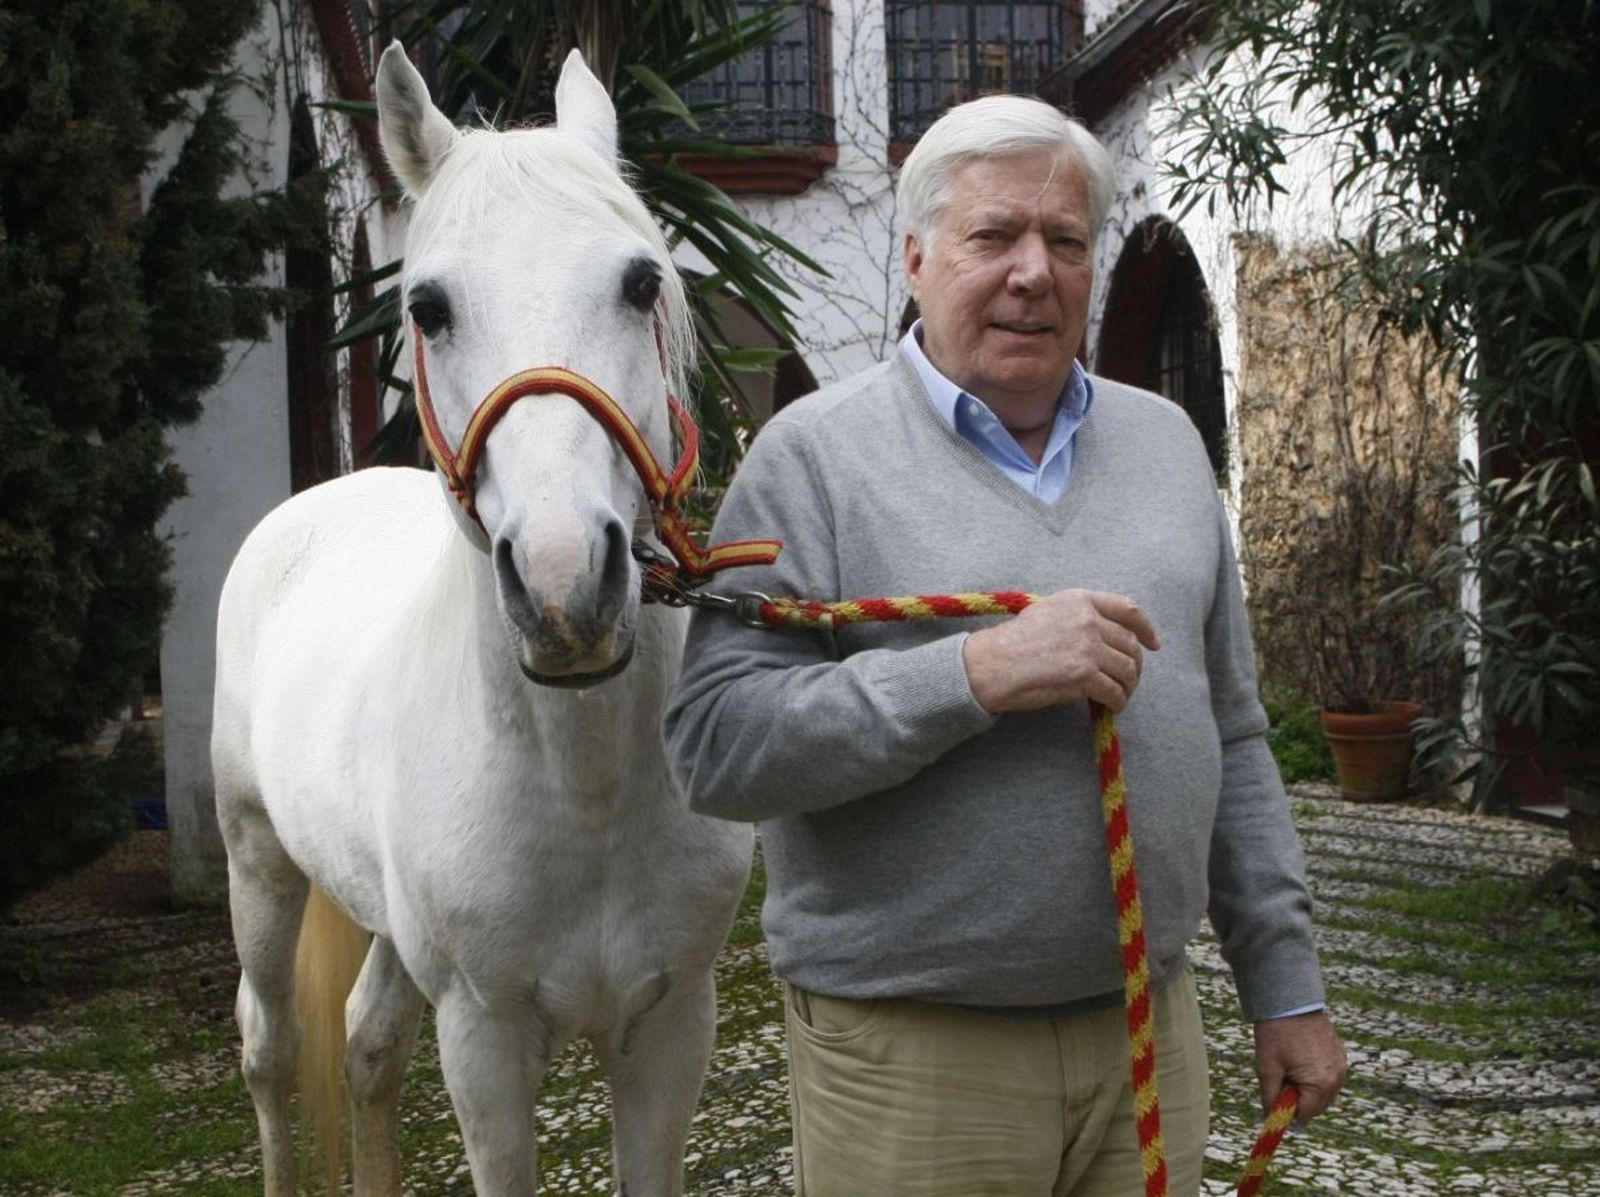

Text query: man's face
(905, 149), (1094, 416)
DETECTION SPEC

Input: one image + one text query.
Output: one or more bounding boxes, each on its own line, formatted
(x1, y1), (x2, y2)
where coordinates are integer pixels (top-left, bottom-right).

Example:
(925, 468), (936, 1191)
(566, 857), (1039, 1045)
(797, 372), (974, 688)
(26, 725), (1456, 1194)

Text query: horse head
(375, 42), (693, 688)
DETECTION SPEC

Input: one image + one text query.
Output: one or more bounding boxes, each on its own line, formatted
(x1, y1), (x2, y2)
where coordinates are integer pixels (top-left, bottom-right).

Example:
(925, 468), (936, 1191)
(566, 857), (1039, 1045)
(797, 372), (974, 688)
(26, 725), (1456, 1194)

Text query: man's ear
(903, 231), (926, 299)
(376, 41), (459, 196)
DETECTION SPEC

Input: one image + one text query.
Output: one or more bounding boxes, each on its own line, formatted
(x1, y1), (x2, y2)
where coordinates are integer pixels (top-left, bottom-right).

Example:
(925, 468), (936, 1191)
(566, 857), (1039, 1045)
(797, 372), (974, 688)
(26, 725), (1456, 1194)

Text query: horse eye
(408, 285), (452, 338)
(621, 258), (662, 313)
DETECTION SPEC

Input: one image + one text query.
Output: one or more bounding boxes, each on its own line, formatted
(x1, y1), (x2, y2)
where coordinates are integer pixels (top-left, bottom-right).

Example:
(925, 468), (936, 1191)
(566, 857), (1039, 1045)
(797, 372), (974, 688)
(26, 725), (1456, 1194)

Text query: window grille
(678, 1), (834, 145)
(1154, 256), (1228, 481)
(886, 2), (1075, 143)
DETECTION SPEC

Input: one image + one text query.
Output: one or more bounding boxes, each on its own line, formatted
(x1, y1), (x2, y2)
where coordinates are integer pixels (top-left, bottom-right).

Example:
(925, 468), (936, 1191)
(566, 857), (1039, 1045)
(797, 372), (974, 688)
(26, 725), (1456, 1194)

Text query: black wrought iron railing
(678, 0), (835, 145)
(886, 1), (1077, 143)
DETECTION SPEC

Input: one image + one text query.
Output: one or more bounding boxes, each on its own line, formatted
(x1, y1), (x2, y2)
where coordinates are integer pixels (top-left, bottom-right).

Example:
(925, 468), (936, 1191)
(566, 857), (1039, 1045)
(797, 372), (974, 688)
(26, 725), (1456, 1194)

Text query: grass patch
(1330, 872), (1600, 985)
(1358, 874), (1539, 924)
(1329, 981), (1600, 1053)
(1320, 913), (1599, 986)
(0, 1072), (256, 1195)
(1291, 798), (1329, 822)
(0, 976), (257, 1195)
(726, 846), (767, 949)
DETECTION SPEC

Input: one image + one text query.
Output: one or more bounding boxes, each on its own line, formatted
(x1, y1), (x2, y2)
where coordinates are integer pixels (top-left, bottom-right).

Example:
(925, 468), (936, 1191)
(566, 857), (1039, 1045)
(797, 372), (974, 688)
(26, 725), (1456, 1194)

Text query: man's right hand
(962, 589), (1160, 715)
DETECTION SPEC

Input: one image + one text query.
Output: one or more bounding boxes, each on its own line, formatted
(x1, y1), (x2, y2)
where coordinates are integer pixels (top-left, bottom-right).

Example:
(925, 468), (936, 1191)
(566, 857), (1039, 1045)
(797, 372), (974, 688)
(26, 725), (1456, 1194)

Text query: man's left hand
(1252, 1010), (1347, 1123)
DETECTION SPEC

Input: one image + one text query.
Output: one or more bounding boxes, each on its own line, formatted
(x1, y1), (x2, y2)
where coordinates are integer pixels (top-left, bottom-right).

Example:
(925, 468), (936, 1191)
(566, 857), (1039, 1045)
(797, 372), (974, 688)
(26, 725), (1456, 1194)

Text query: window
(1098, 218), (1229, 482)
(678, 1), (834, 146)
(1154, 253), (1227, 480)
(885, 2), (1077, 145)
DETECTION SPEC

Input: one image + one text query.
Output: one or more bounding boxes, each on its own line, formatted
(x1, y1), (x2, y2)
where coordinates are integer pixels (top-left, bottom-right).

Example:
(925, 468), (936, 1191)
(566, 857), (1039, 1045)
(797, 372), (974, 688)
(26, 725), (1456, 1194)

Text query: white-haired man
(666, 95), (1346, 1197)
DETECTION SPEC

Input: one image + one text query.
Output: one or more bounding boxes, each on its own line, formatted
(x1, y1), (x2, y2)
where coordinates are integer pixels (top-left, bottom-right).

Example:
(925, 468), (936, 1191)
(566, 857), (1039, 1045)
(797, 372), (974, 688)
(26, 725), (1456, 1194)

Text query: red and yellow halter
(409, 325), (781, 585)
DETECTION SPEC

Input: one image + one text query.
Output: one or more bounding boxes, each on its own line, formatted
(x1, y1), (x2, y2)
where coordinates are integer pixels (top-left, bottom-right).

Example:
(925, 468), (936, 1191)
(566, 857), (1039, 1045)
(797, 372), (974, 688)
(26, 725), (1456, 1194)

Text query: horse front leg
(226, 838), (309, 1197)
(346, 936), (426, 1197)
(597, 972), (718, 1197)
(435, 988), (552, 1196)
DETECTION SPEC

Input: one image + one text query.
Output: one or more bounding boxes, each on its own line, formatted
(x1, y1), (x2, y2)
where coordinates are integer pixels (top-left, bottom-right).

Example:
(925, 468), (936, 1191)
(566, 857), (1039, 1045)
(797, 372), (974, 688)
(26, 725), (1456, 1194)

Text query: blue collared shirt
(900, 321), (1093, 505)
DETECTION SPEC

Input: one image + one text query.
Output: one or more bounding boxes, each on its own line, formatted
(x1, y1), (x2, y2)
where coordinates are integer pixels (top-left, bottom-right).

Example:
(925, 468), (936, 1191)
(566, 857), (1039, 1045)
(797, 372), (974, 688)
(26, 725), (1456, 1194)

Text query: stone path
(1195, 790), (1600, 1197)
(1, 789), (1595, 1195)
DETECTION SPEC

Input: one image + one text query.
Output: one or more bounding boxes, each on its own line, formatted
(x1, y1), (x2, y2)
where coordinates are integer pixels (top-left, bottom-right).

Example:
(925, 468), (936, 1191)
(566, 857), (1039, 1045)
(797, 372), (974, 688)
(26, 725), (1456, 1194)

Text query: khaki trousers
(785, 970), (1209, 1197)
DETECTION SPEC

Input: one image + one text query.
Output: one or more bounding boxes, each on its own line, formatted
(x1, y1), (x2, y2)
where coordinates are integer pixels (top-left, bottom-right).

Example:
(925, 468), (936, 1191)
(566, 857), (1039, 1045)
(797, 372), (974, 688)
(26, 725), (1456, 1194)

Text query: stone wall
(1234, 236), (1462, 716)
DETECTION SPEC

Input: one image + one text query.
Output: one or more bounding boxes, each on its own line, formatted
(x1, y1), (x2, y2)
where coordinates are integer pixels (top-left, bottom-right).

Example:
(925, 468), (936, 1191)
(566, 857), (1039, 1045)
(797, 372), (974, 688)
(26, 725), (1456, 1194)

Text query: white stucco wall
(677, 0), (908, 387)
(159, 7), (390, 904)
(1083, 0), (1132, 37)
(1084, 41), (1360, 518)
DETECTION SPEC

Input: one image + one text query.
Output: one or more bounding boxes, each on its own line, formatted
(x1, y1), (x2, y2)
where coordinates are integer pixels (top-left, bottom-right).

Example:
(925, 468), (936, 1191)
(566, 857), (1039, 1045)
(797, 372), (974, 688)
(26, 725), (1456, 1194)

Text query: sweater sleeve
(1203, 500), (1327, 1021)
(664, 419), (996, 823)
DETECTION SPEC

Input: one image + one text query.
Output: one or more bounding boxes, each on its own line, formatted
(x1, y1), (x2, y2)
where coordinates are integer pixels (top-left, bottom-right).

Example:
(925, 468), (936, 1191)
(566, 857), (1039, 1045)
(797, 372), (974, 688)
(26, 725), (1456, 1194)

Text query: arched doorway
(1098, 217), (1228, 480)
(285, 96), (339, 492)
(346, 223), (381, 467)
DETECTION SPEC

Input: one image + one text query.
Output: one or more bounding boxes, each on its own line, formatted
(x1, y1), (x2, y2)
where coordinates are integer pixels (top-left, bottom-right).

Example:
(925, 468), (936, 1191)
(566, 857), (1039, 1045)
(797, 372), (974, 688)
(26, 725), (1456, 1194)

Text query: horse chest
(388, 770), (747, 1014)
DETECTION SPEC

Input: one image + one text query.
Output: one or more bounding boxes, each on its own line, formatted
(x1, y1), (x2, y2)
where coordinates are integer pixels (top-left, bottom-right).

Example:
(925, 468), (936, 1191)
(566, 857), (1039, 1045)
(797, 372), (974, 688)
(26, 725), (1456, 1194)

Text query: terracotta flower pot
(1319, 701), (1423, 803)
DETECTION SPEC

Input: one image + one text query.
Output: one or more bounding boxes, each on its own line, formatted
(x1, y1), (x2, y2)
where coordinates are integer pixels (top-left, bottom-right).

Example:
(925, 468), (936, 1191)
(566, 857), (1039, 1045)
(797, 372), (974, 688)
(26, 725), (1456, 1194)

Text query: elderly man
(665, 95), (1345, 1197)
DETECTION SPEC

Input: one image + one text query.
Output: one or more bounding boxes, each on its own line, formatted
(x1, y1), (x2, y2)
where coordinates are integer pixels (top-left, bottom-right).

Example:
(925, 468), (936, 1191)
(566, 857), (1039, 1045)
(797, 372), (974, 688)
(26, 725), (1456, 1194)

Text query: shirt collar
(899, 320), (1094, 455)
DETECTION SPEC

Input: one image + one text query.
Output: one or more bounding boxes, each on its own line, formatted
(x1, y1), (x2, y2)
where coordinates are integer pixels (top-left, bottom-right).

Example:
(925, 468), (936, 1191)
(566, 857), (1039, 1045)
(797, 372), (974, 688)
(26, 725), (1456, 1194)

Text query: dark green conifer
(0, 0), (315, 907)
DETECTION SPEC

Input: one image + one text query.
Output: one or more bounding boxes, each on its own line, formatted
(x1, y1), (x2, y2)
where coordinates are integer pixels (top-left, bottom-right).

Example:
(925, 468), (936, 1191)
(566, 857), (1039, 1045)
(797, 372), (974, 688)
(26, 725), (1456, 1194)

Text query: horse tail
(294, 884), (370, 1195)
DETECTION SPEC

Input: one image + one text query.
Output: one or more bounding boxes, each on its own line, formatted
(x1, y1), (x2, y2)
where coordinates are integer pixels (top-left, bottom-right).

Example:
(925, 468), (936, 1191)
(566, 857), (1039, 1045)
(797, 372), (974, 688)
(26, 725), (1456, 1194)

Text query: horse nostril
(596, 517), (632, 624)
(493, 537), (540, 631)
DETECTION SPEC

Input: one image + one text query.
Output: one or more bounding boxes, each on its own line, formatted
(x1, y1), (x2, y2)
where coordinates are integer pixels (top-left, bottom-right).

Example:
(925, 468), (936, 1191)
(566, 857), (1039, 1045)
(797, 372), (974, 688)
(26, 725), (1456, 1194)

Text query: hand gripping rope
(747, 591), (1302, 1197)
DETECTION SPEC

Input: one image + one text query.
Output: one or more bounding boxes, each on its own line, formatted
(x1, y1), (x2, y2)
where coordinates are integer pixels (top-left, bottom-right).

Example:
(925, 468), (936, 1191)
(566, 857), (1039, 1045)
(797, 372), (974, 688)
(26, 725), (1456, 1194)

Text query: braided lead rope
(1093, 699), (1168, 1197)
(1238, 1093), (1301, 1197)
(752, 592), (1301, 1197)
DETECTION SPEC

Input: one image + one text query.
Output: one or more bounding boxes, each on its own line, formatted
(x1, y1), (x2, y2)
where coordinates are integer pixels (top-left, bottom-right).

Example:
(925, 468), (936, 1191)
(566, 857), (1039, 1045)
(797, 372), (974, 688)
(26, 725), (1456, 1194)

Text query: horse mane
(403, 126), (697, 401)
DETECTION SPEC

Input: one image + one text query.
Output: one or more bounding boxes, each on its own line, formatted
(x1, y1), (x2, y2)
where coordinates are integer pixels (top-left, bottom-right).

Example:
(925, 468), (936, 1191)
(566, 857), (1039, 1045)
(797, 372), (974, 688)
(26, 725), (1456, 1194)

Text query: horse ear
(375, 41), (459, 196)
(554, 49), (618, 169)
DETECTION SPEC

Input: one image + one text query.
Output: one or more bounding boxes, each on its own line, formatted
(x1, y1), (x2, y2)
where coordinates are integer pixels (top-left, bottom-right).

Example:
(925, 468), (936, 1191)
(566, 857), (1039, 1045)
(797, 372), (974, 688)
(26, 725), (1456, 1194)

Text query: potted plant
(1307, 590), (1426, 803)
(1232, 242), (1462, 802)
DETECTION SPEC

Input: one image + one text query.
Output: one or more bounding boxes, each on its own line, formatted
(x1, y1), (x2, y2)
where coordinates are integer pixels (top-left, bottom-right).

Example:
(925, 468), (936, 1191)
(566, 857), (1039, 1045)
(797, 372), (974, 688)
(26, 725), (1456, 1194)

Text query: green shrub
(1169, 0), (1600, 804)
(1264, 689), (1335, 785)
(0, 0), (313, 911)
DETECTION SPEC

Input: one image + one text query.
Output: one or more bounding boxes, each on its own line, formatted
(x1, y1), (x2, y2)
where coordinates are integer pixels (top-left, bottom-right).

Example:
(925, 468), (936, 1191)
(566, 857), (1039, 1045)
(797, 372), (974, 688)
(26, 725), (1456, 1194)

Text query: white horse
(211, 43), (753, 1197)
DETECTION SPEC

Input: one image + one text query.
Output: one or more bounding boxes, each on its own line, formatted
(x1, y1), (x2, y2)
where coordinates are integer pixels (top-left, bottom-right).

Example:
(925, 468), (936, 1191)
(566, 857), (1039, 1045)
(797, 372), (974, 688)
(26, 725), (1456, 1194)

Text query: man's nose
(1007, 234), (1051, 294)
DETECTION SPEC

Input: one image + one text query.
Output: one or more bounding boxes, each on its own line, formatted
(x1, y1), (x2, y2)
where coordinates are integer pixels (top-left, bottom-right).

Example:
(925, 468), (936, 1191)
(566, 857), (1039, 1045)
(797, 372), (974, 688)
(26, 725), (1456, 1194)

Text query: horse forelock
(403, 126), (695, 401)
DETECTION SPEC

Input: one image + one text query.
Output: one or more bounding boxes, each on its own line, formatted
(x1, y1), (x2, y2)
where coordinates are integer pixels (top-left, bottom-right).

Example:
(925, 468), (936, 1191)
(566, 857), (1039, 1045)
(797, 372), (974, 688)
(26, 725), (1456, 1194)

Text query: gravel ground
(2, 787), (1596, 1196)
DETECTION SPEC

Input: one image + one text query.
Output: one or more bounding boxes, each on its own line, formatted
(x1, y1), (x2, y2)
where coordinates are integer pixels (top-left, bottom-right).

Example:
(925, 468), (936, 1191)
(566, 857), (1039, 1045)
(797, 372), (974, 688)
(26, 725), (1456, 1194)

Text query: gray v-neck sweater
(665, 354), (1324, 1020)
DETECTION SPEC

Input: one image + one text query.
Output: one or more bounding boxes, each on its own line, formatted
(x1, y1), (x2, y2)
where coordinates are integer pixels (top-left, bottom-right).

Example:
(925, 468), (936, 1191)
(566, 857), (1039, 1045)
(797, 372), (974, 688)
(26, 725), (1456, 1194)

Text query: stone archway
(1098, 217), (1227, 480)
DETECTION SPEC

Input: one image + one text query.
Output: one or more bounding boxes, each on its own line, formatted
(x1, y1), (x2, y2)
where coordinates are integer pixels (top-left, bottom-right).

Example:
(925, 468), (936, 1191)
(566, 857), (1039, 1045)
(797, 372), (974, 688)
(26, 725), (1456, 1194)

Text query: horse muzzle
(492, 527), (637, 686)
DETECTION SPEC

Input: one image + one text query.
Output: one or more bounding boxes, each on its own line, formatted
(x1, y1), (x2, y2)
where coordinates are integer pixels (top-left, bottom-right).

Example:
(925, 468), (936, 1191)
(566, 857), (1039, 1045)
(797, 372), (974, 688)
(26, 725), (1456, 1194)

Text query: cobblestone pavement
(1, 788), (1595, 1196)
